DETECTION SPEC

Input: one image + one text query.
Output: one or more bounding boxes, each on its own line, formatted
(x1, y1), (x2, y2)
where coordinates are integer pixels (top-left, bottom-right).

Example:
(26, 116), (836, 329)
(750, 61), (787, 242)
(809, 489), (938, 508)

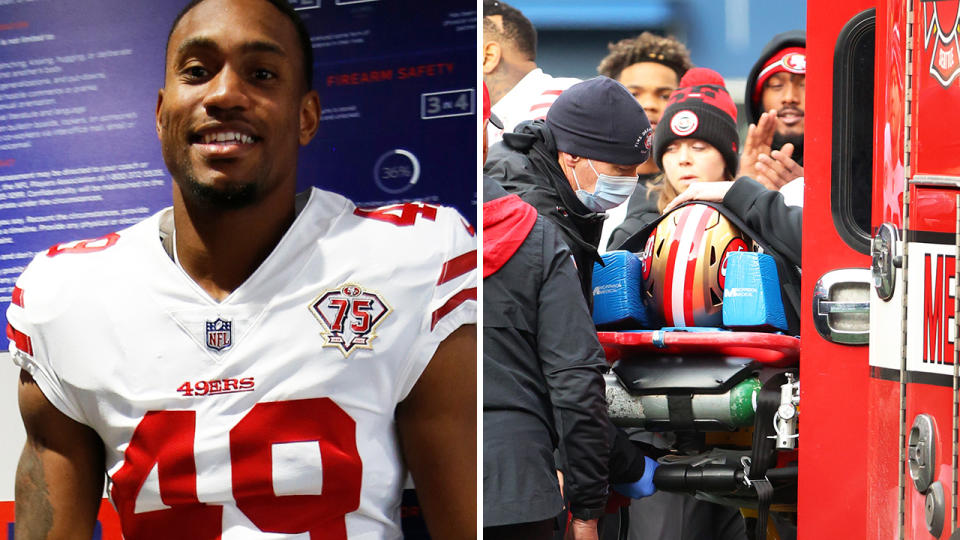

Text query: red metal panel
(866, 2), (907, 537)
(901, 1), (960, 535)
(867, 376), (902, 539)
(873, 0), (906, 229)
(800, 0), (876, 538)
(912, 188), (960, 232)
(905, 387), (954, 539)
(901, 184), (960, 539)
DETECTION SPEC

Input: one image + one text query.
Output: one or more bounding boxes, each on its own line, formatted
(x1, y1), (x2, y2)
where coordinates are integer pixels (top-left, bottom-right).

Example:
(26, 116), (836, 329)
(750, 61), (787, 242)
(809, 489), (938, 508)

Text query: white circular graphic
(782, 52), (807, 74)
(373, 149), (421, 194)
(670, 110), (699, 137)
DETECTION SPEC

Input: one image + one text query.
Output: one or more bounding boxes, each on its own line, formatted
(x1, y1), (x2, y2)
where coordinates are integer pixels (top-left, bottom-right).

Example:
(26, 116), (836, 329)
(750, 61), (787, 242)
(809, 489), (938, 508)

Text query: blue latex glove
(612, 456), (658, 499)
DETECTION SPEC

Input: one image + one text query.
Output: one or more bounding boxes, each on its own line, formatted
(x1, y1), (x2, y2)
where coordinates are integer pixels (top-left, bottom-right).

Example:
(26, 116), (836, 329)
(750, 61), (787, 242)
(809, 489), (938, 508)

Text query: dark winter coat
(482, 176), (611, 524)
(484, 120), (605, 305)
(723, 177), (801, 266)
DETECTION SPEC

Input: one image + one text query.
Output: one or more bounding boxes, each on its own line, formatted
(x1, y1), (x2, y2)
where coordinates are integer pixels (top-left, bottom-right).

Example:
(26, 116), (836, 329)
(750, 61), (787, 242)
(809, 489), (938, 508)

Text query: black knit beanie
(546, 76), (652, 166)
(653, 68), (739, 177)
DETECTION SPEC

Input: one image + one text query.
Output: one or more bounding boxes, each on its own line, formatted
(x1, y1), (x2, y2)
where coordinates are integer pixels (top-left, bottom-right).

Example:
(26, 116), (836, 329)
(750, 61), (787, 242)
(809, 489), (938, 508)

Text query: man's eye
(253, 69), (276, 81)
(183, 66), (209, 79)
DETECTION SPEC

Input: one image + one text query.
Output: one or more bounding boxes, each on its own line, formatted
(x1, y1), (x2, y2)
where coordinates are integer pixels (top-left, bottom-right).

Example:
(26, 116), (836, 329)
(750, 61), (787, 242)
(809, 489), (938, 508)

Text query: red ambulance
(599, 1), (960, 538)
(806, 0), (960, 537)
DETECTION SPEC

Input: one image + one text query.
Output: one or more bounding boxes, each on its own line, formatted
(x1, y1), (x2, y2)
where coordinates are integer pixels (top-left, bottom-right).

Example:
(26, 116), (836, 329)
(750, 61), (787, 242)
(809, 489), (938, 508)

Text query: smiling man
(8, 1), (477, 539)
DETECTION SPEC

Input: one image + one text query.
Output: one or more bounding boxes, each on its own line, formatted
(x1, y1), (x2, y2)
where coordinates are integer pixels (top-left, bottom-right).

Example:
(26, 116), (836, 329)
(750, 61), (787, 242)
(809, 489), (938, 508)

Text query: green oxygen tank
(605, 374), (760, 430)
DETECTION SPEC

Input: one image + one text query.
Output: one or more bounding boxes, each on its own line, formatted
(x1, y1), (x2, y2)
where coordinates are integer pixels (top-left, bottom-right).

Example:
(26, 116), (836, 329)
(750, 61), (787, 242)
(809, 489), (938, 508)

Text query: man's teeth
(200, 132), (254, 144)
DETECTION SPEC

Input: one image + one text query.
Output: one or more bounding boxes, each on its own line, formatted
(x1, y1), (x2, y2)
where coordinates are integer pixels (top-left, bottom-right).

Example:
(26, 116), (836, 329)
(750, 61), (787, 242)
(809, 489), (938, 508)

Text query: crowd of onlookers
(481, 1), (806, 539)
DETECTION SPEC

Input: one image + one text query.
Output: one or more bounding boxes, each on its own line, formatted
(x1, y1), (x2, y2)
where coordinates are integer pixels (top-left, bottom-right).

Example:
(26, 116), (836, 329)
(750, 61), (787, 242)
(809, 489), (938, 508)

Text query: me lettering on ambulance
(6, 0), (477, 539)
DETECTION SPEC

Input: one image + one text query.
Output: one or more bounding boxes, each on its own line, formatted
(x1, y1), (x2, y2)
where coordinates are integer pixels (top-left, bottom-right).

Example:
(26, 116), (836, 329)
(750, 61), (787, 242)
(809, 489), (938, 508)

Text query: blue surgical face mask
(571, 159), (638, 213)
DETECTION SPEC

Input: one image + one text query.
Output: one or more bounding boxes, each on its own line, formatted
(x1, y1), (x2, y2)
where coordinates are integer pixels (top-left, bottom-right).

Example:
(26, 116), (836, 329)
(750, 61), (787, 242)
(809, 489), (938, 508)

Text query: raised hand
(755, 142), (804, 189)
(737, 110), (777, 180)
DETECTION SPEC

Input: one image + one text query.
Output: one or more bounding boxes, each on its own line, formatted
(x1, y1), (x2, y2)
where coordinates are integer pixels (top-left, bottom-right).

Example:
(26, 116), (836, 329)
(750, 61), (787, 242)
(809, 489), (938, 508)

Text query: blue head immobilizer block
(722, 251), (788, 331)
(592, 250), (650, 329)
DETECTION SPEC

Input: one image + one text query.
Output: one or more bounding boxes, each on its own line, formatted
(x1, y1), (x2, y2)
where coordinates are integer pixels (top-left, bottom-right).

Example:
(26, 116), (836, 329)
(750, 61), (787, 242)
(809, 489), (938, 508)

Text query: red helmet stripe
(661, 209), (689, 326)
(664, 205), (708, 326)
(683, 207), (718, 326)
(671, 207), (697, 326)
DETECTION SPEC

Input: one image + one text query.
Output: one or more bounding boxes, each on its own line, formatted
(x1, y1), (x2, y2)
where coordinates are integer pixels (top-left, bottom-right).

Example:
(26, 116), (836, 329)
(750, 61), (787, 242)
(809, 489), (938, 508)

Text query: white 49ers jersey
(6, 188), (477, 539)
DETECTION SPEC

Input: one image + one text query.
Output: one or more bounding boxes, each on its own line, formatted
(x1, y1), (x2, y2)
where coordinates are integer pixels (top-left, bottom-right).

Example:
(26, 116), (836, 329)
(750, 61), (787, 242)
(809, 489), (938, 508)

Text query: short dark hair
(165, 0), (314, 91)
(597, 32), (692, 81)
(483, 0), (537, 61)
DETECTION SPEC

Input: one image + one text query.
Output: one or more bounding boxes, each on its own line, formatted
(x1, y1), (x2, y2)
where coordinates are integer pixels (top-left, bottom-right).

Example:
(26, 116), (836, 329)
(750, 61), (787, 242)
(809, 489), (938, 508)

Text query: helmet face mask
(640, 204), (750, 328)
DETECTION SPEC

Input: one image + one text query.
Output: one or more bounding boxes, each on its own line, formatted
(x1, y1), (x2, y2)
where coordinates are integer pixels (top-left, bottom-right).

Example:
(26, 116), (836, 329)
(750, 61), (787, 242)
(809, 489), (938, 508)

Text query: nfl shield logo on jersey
(206, 318), (232, 351)
(309, 283), (392, 357)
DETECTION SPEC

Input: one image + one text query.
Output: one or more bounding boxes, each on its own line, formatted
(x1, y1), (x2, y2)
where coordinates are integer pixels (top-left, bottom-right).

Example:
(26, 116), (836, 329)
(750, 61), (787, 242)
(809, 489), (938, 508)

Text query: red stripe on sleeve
(540, 90), (564, 96)
(12, 286), (24, 307)
(430, 287), (477, 330)
(6, 323), (33, 356)
(436, 250), (477, 285)
(528, 102), (556, 112)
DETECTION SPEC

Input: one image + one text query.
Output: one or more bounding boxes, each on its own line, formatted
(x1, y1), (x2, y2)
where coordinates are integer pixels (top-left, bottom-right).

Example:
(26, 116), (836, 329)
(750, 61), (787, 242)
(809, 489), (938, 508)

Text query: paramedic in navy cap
(483, 76), (652, 305)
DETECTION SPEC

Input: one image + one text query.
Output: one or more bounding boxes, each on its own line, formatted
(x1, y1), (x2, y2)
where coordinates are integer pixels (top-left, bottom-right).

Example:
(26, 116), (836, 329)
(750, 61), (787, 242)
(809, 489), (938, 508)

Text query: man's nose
(639, 96), (660, 116)
(203, 67), (250, 112)
(782, 81), (800, 104)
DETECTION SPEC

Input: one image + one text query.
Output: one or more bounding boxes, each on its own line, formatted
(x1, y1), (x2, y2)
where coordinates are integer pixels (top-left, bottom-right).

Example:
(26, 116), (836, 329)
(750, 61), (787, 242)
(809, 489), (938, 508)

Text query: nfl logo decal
(310, 283), (392, 357)
(206, 318), (232, 351)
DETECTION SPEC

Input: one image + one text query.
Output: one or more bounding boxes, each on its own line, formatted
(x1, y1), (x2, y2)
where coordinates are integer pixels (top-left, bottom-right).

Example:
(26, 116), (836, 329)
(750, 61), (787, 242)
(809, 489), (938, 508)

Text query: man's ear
(557, 152), (584, 191)
(482, 41), (501, 75)
(299, 90), (321, 146)
(155, 89), (164, 140)
(558, 152), (581, 169)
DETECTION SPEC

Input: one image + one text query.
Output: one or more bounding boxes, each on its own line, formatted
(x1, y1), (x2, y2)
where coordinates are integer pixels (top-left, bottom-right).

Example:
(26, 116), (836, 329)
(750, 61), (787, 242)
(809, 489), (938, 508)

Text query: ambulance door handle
(812, 268), (871, 345)
(816, 301), (869, 314)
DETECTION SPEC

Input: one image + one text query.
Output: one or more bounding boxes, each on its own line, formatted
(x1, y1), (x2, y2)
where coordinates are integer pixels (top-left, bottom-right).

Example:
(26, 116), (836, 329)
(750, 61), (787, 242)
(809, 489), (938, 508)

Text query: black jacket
(723, 177), (801, 266)
(484, 120), (606, 305)
(482, 176), (611, 522)
(724, 177), (802, 333)
(744, 29), (807, 126)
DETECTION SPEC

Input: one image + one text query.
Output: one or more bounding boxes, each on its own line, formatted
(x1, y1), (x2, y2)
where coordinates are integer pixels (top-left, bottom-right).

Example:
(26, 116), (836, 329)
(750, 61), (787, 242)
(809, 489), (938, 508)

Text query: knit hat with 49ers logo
(653, 67), (739, 178)
(752, 46), (806, 103)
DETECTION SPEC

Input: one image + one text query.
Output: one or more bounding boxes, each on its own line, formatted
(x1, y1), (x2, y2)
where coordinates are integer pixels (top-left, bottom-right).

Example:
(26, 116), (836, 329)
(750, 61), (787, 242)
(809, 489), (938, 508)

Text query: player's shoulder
(307, 187), (475, 246)
(15, 211), (160, 300)
(538, 71), (581, 93)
